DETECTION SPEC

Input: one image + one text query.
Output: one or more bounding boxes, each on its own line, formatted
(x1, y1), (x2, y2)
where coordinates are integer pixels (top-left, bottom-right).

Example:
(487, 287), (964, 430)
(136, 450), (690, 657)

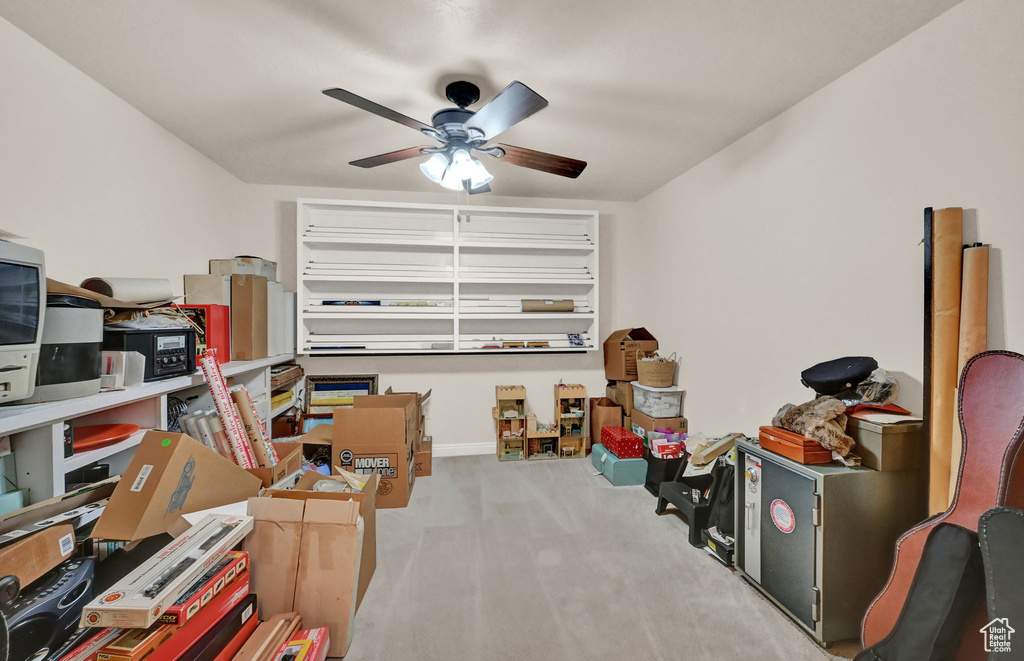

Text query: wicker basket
(636, 350), (675, 388)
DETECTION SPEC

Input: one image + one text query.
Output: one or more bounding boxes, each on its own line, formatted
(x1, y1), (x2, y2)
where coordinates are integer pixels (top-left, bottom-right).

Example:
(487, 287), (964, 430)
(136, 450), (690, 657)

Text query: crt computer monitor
(0, 240), (45, 404)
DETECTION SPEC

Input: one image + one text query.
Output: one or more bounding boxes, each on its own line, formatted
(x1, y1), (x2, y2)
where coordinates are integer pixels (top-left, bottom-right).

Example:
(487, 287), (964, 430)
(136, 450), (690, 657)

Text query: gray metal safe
(735, 435), (923, 645)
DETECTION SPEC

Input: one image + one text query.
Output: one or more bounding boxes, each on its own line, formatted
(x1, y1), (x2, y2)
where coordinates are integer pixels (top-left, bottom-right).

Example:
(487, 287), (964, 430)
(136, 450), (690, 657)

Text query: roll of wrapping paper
(79, 277), (174, 304)
(199, 349), (257, 468)
(948, 244), (989, 502)
(928, 208), (963, 515)
(230, 386), (277, 468)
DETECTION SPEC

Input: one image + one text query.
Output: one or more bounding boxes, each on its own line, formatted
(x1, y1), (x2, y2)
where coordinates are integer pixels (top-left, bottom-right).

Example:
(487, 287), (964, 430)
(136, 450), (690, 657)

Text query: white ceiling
(0, 0), (961, 201)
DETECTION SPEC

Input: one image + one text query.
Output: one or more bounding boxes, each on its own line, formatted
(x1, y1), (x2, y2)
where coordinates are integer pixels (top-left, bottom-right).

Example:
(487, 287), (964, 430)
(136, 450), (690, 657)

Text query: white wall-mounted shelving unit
(297, 199), (599, 355)
(0, 353), (295, 503)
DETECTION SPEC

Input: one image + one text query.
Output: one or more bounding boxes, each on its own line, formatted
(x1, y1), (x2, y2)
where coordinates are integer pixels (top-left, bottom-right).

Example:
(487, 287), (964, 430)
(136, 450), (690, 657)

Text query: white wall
(617, 0), (1024, 434)
(0, 13), (625, 453)
(0, 17), (248, 285)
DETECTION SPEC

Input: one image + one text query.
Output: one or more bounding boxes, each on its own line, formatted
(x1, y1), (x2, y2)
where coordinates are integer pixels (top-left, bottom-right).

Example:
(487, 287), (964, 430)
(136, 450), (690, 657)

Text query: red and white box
(601, 426), (644, 459)
(271, 627), (330, 661)
(158, 551), (248, 625)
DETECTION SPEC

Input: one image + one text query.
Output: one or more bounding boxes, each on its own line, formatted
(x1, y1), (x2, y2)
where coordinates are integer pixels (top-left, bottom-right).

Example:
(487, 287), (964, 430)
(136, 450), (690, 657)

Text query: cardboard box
(183, 275), (231, 306)
(245, 495), (364, 658)
(159, 551), (247, 625)
(414, 436), (432, 477)
(0, 477), (119, 536)
(0, 523), (75, 587)
(383, 387), (432, 431)
(90, 432), (262, 541)
(210, 256), (277, 281)
(176, 305), (230, 365)
(606, 380), (635, 415)
(253, 470), (377, 613)
(629, 410), (687, 442)
(331, 395), (417, 508)
(246, 442), (302, 488)
(233, 612), (302, 661)
(230, 274), (268, 361)
(603, 328), (658, 381)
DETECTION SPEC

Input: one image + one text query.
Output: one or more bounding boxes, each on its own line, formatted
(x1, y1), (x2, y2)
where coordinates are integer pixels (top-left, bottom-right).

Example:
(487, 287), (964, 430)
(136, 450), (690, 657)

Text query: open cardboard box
(246, 442), (302, 488)
(330, 394), (418, 508)
(91, 431), (263, 541)
(414, 436), (432, 477)
(603, 328), (658, 381)
(246, 471), (377, 658)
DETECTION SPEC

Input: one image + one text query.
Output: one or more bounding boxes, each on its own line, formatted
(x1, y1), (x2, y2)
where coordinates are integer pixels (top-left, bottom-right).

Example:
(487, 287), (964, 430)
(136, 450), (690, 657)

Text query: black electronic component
(102, 328), (197, 382)
(1, 558), (95, 661)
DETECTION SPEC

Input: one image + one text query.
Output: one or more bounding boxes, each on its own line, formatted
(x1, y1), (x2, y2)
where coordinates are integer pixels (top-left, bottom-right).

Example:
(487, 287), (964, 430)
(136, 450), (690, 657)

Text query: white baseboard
(432, 442), (494, 457)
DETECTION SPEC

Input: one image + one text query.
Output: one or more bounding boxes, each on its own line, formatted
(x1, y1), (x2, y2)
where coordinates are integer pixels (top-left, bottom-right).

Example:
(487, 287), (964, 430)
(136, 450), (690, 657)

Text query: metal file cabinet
(735, 435), (923, 645)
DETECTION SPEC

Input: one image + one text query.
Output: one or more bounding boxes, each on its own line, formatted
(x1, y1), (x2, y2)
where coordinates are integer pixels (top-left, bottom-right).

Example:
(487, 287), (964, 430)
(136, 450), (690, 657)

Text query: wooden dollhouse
(556, 384), (587, 458)
(526, 413), (559, 460)
(495, 385), (527, 461)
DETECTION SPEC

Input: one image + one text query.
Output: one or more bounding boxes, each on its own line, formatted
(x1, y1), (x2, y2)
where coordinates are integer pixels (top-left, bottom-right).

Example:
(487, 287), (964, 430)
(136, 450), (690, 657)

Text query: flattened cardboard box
(91, 432), (262, 541)
(245, 495), (364, 658)
(603, 328), (658, 381)
(0, 523), (75, 587)
(414, 436), (432, 477)
(230, 274), (268, 361)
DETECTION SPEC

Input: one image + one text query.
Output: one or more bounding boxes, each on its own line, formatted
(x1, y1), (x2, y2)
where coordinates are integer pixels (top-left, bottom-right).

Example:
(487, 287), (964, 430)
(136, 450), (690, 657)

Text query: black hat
(801, 356), (878, 395)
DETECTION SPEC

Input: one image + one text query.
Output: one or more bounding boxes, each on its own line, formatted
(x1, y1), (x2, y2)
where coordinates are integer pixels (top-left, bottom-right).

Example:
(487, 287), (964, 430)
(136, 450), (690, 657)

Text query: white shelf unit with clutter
(296, 199), (599, 355)
(0, 353), (295, 504)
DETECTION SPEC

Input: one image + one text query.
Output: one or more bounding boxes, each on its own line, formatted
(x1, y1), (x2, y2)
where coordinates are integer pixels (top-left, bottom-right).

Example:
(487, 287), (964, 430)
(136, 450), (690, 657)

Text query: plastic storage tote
(631, 381), (685, 418)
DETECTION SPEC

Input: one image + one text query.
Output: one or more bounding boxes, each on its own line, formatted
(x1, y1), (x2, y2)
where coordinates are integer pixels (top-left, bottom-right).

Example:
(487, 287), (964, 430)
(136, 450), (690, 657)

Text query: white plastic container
(631, 381), (685, 418)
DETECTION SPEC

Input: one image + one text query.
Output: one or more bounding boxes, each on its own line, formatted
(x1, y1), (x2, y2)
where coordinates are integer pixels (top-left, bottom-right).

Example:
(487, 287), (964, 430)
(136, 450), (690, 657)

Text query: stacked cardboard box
(184, 257), (296, 362)
(602, 328), (687, 443)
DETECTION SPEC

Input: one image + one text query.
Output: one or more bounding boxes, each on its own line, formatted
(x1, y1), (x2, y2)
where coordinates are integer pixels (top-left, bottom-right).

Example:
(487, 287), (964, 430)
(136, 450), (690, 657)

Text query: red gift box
(601, 426), (644, 459)
(176, 304), (230, 365)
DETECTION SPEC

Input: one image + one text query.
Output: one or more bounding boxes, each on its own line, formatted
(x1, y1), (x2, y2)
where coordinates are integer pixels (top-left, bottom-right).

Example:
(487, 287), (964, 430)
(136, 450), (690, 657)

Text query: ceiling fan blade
(487, 143), (587, 179)
(463, 81), (548, 141)
(466, 182), (491, 195)
(349, 146), (432, 168)
(322, 88), (435, 134)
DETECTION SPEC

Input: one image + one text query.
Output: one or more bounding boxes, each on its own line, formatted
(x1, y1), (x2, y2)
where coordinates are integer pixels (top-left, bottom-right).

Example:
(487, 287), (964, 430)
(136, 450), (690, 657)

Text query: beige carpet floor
(343, 454), (857, 660)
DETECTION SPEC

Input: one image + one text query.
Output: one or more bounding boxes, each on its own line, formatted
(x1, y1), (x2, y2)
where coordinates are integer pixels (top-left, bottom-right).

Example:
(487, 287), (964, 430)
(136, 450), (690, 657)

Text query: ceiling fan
(322, 80), (587, 194)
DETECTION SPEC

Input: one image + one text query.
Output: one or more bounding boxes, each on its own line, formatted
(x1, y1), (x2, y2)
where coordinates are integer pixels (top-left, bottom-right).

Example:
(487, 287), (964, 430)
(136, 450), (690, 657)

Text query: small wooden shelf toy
(555, 383), (587, 458)
(495, 385), (527, 461)
(526, 413), (559, 460)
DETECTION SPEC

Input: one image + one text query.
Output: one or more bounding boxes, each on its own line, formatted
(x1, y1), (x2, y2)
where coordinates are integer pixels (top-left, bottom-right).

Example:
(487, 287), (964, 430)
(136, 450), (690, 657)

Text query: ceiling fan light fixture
(439, 165), (465, 191)
(419, 152), (449, 183)
(449, 149), (476, 180)
(469, 159), (493, 189)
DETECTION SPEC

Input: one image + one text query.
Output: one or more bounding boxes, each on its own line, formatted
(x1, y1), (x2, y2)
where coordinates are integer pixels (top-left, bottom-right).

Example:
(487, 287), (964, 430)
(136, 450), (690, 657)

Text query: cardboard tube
(948, 244), (989, 502)
(929, 208), (962, 515)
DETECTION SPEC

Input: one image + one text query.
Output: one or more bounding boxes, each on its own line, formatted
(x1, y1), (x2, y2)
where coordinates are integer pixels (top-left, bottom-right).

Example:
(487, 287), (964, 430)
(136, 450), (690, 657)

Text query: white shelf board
(304, 346), (591, 355)
(303, 236), (454, 247)
(459, 278), (594, 285)
(0, 353), (296, 437)
(64, 428), (148, 472)
(459, 241), (594, 251)
(459, 312), (595, 320)
(303, 275), (454, 283)
(303, 311), (454, 320)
